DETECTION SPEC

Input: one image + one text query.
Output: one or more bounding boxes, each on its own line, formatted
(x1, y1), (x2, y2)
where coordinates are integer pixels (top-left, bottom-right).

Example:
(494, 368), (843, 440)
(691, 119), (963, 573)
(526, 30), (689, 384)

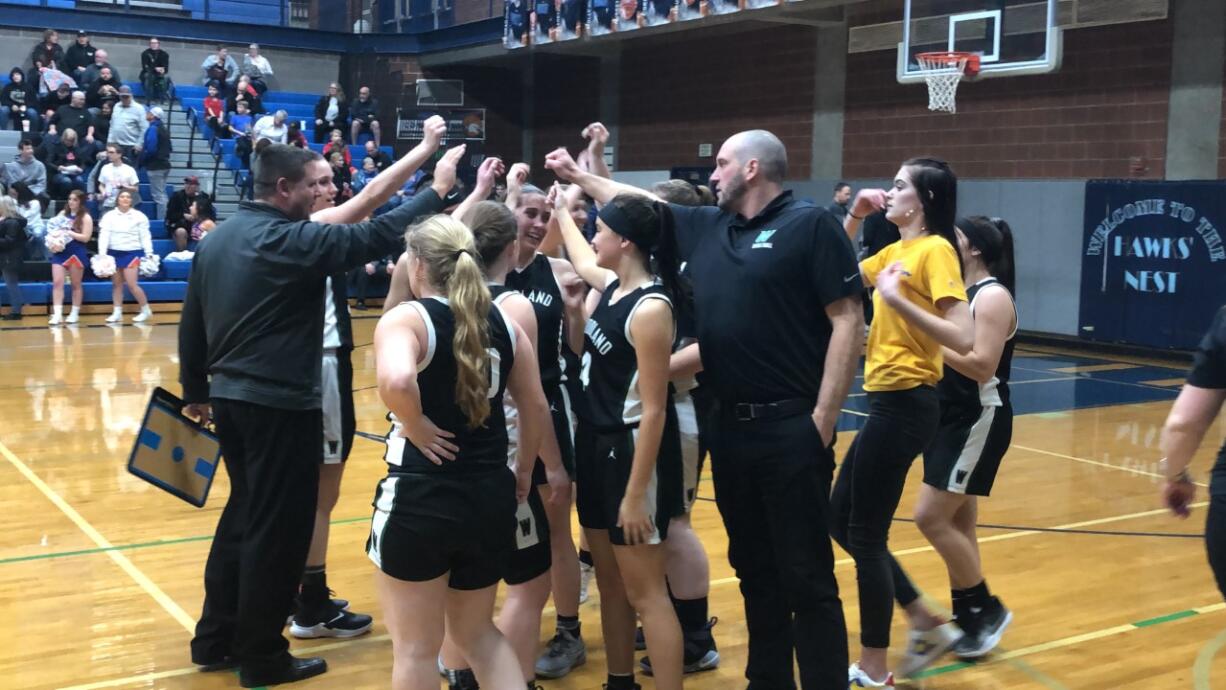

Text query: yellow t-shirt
(861, 234), (967, 392)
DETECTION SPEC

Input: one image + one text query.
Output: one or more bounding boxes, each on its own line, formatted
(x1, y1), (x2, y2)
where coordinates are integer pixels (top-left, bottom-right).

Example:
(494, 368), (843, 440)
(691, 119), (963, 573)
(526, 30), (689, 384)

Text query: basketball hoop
(916, 51), (980, 114)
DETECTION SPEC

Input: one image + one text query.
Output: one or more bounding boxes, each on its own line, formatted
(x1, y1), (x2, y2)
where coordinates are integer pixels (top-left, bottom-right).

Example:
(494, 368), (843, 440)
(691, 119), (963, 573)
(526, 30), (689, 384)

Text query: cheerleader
(98, 189), (152, 323)
(47, 190), (93, 325)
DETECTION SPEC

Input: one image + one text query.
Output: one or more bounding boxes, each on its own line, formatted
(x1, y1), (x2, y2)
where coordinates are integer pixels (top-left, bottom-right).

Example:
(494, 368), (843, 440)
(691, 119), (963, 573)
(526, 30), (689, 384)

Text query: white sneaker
(848, 662), (894, 687)
(579, 561), (594, 603)
(105, 308), (123, 323)
(897, 621), (963, 677)
(65, 308), (80, 324)
(48, 312), (63, 326)
(133, 306), (153, 323)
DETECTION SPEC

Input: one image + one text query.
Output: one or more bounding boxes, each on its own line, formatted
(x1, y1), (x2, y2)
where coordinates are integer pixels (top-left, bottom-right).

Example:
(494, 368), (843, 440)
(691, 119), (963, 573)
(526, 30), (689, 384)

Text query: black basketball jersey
(580, 279), (675, 431)
(936, 277), (1017, 408)
(506, 253), (566, 389)
(385, 297), (517, 473)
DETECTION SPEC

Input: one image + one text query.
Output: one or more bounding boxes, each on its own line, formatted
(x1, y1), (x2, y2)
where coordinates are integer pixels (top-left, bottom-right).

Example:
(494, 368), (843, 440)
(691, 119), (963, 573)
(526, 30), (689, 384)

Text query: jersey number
(487, 347), (502, 398)
(579, 352), (592, 389)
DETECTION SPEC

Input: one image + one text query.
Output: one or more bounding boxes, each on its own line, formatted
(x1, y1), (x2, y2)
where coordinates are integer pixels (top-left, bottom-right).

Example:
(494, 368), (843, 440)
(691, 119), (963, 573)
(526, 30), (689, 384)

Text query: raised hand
(421, 114), (447, 149)
(543, 147), (581, 182)
(431, 144), (467, 198)
(851, 188), (887, 218)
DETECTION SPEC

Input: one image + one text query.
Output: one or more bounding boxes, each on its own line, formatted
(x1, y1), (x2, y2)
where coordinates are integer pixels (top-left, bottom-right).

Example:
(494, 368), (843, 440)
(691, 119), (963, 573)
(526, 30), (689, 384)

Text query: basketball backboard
(898, 0), (1061, 83)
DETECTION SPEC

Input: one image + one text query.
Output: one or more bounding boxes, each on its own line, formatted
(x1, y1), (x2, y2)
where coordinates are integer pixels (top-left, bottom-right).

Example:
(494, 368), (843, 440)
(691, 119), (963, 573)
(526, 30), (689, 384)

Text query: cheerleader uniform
(49, 216), (88, 269)
(575, 279), (683, 546)
(98, 207), (153, 270)
(368, 297), (520, 589)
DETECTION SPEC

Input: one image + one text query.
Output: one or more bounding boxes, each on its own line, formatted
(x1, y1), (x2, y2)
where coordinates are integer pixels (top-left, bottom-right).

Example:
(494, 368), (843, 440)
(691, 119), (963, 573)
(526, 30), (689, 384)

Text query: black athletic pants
(830, 386), (938, 650)
(191, 399), (322, 669)
(709, 404), (848, 690)
(1207, 493), (1226, 600)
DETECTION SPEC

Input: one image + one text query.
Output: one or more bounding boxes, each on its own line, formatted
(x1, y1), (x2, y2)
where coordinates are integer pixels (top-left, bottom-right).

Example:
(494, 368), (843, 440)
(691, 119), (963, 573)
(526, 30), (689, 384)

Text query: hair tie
(452, 249), (469, 261)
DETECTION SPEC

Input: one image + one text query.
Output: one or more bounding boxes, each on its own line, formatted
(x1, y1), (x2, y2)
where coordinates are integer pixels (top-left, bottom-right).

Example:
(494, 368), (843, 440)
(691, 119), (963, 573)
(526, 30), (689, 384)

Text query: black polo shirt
(1190, 306), (1226, 495)
(669, 191), (862, 404)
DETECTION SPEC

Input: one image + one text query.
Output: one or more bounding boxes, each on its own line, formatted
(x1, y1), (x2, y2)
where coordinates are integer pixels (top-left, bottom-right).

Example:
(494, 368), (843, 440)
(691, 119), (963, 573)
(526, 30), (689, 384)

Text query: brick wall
(617, 26), (817, 179)
(844, 19), (1174, 179)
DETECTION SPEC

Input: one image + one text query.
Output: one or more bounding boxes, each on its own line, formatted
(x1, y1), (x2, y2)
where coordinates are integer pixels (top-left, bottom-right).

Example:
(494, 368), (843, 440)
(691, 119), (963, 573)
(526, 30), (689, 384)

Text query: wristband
(849, 212), (865, 220)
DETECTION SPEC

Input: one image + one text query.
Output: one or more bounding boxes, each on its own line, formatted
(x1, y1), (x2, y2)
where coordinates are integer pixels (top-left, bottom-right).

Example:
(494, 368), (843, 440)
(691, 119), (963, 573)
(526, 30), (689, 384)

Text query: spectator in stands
(201, 46), (238, 92)
(4, 140), (47, 200)
(313, 83), (347, 145)
(329, 150), (351, 202)
(228, 75), (264, 116)
(166, 175), (211, 249)
(95, 143), (139, 213)
(349, 253), (395, 311)
(189, 195), (217, 244)
(41, 83), (73, 122)
(352, 156), (379, 194)
(1, 68), (40, 133)
(141, 38), (172, 104)
(349, 86), (380, 148)
(141, 106), (172, 220)
(286, 120), (308, 149)
(242, 44), (274, 95)
(65, 30), (96, 82)
(0, 196), (26, 321)
(99, 189), (153, 323)
(81, 49), (120, 90)
(49, 128), (89, 199)
(203, 83), (226, 139)
(108, 86), (148, 163)
(29, 29), (64, 85)
(363, 139), (392, 172)
(48, 190), (93, 325)
(252, 109), (289, 145)
(86, 66), (121, 111)
(48, 91), (92, 146)
(92, 99), (113, 150)
(228, 100), (255, 169)
(9, 180), (45, 256)
(322, 129), (350, 168)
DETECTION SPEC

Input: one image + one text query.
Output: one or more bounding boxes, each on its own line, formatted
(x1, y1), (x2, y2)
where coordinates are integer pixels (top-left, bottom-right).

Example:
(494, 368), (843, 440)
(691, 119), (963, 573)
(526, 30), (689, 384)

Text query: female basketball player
(370, 214), (550, 690)
(1160, 305), (1226, 597)
(904, 216), (1017, 660)
(438, 199), (573, 690)
(47, 190), (92, 325)
(555, 190), (686, 690)
(834, 158), (974, 686)
(503, 175), (590, 679)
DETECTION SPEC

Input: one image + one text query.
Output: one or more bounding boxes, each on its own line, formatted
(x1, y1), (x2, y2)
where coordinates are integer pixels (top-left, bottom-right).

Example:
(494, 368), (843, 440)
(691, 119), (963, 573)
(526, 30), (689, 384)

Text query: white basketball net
(917, 53), (969, 114)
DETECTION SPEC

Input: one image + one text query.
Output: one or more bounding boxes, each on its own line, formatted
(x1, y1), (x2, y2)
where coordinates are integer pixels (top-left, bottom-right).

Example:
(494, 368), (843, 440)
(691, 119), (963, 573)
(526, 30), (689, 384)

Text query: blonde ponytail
(406, 215), (493, 429)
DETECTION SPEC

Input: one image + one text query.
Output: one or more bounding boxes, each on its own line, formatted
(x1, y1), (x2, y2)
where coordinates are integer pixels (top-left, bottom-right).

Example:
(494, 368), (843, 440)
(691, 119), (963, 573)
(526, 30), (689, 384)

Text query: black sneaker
(285, 593), (349, 625)
(639, 617), (720, 675)
(446, 667), (480, 690)
(953, 597), (1012, 660)
(290, 602), (373, 639)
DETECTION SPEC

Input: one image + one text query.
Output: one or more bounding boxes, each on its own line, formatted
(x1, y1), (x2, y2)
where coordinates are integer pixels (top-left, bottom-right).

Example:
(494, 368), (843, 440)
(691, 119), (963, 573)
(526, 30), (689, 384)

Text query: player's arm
(551, 183), (615, 289)
(544, 147), (660, 206)
(942, 288), (1015, 382)
(383, 253), (415, 313)
(505, 322), (549, 502)
(376, 304), (458, 464)
(620, 299), (673, 545)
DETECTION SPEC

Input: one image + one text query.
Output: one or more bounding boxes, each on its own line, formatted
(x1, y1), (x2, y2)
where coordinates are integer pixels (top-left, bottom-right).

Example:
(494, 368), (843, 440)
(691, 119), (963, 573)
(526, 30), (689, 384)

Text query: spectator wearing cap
(65, 30), (96, 81)
(166, 176), (212, 251)
(108, 86), (148, 163)
(141, 38), (173, 104)
(86, 66), (121, 111)
(348, 86), (381, 148)
(201, 46), (238, 92)
(251, 109), (289, 145)
(80, 49), (121, 91)
(140, 106), (172, 219)
(241, 44), (274, 95)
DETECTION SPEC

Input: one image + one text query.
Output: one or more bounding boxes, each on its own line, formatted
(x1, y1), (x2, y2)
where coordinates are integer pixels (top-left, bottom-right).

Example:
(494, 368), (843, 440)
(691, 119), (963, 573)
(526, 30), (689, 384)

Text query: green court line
(1134, 609), (1198, 627)
(0, 516), (370, 566)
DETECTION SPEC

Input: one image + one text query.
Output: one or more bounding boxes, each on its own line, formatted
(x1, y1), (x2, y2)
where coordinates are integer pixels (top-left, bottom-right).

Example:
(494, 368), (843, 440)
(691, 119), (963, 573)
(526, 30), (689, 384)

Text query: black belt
(727, 398), (813, 422)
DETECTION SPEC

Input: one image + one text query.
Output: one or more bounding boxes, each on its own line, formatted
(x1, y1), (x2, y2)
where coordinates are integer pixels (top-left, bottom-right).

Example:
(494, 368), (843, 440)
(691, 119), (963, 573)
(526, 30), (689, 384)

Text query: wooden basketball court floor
(3, 314), (1225, 690)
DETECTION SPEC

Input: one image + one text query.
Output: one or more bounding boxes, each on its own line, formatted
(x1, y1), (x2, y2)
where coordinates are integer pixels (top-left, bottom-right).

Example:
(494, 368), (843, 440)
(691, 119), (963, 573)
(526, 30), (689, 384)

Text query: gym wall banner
(1079, 180), (1226, 350)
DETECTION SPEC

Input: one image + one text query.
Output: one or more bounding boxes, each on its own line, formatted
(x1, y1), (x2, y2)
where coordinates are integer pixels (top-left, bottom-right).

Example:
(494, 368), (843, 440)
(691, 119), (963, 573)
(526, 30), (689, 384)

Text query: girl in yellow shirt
(836, 158), (975, 687)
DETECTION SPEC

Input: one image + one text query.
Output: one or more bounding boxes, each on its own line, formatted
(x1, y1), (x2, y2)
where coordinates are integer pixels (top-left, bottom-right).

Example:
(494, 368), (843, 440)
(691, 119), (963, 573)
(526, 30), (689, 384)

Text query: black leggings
(830, 385), (939, 649)
(1206, 492), (1226, 600)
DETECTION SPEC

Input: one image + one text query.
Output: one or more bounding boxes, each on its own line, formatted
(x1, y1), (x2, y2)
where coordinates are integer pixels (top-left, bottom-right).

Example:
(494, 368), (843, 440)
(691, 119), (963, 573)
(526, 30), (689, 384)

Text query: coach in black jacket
(178, 142), (454, 687)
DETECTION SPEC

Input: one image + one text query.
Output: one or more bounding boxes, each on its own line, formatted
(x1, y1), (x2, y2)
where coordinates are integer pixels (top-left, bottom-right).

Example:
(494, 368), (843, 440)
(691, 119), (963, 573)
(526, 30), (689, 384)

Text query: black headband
(598, 203), (655, 253)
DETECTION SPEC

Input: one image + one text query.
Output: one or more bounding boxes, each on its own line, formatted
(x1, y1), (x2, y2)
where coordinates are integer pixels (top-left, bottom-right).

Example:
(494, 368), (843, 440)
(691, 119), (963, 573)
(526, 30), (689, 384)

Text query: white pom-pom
(45, 233), (67, 254)
(139, 254), (161, 278)
(91, 254), (117, 278)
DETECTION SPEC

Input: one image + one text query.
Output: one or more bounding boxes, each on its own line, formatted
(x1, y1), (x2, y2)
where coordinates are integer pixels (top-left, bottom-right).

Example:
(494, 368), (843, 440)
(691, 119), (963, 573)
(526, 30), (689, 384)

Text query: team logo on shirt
(752, 229), (777, 249)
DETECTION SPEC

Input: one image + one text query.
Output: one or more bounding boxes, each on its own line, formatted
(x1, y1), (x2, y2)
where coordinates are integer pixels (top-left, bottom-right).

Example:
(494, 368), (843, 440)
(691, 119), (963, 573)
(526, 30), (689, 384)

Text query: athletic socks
(672, 596), (709, 634)
(606, 672), (637, 690)
(964, 580), (992, 611)
(300, 564), (329, 610)
(557, 614), (580, 634)
(579, 549), (594, 567)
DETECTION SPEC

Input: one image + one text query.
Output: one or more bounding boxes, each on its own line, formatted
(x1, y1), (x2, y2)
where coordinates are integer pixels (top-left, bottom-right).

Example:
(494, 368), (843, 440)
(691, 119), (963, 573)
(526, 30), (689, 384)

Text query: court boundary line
(0, 438), (197, 633)
(1012, 443), (1210, 488)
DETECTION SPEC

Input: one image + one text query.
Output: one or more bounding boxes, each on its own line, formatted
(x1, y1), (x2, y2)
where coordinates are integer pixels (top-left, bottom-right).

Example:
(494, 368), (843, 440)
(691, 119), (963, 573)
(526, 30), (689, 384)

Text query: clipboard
(127, 387), (223, 507)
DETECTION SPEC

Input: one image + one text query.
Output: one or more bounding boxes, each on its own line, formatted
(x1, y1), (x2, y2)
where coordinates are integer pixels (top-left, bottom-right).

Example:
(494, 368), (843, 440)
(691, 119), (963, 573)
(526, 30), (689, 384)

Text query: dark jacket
(140, 49), (170, 78)
(0, 217), (28, 268)
(51, 104), (93, 137)
(65, 42), (96, 75)
(349, 97), (378, 123)
(40, 90), (72, 114)
(178, 189), (445, 408)
(48, 140), (90, 173)
(80, 62), (120, 90)
(0, 75), (34, 111)
(313, 95), (349, 124)
(30, 42), (64, 71)
(141, 120), (172, 171)
(370, 150), (394, 172)
(166, 189), (212, 231)
(86, 76), (121, 109)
